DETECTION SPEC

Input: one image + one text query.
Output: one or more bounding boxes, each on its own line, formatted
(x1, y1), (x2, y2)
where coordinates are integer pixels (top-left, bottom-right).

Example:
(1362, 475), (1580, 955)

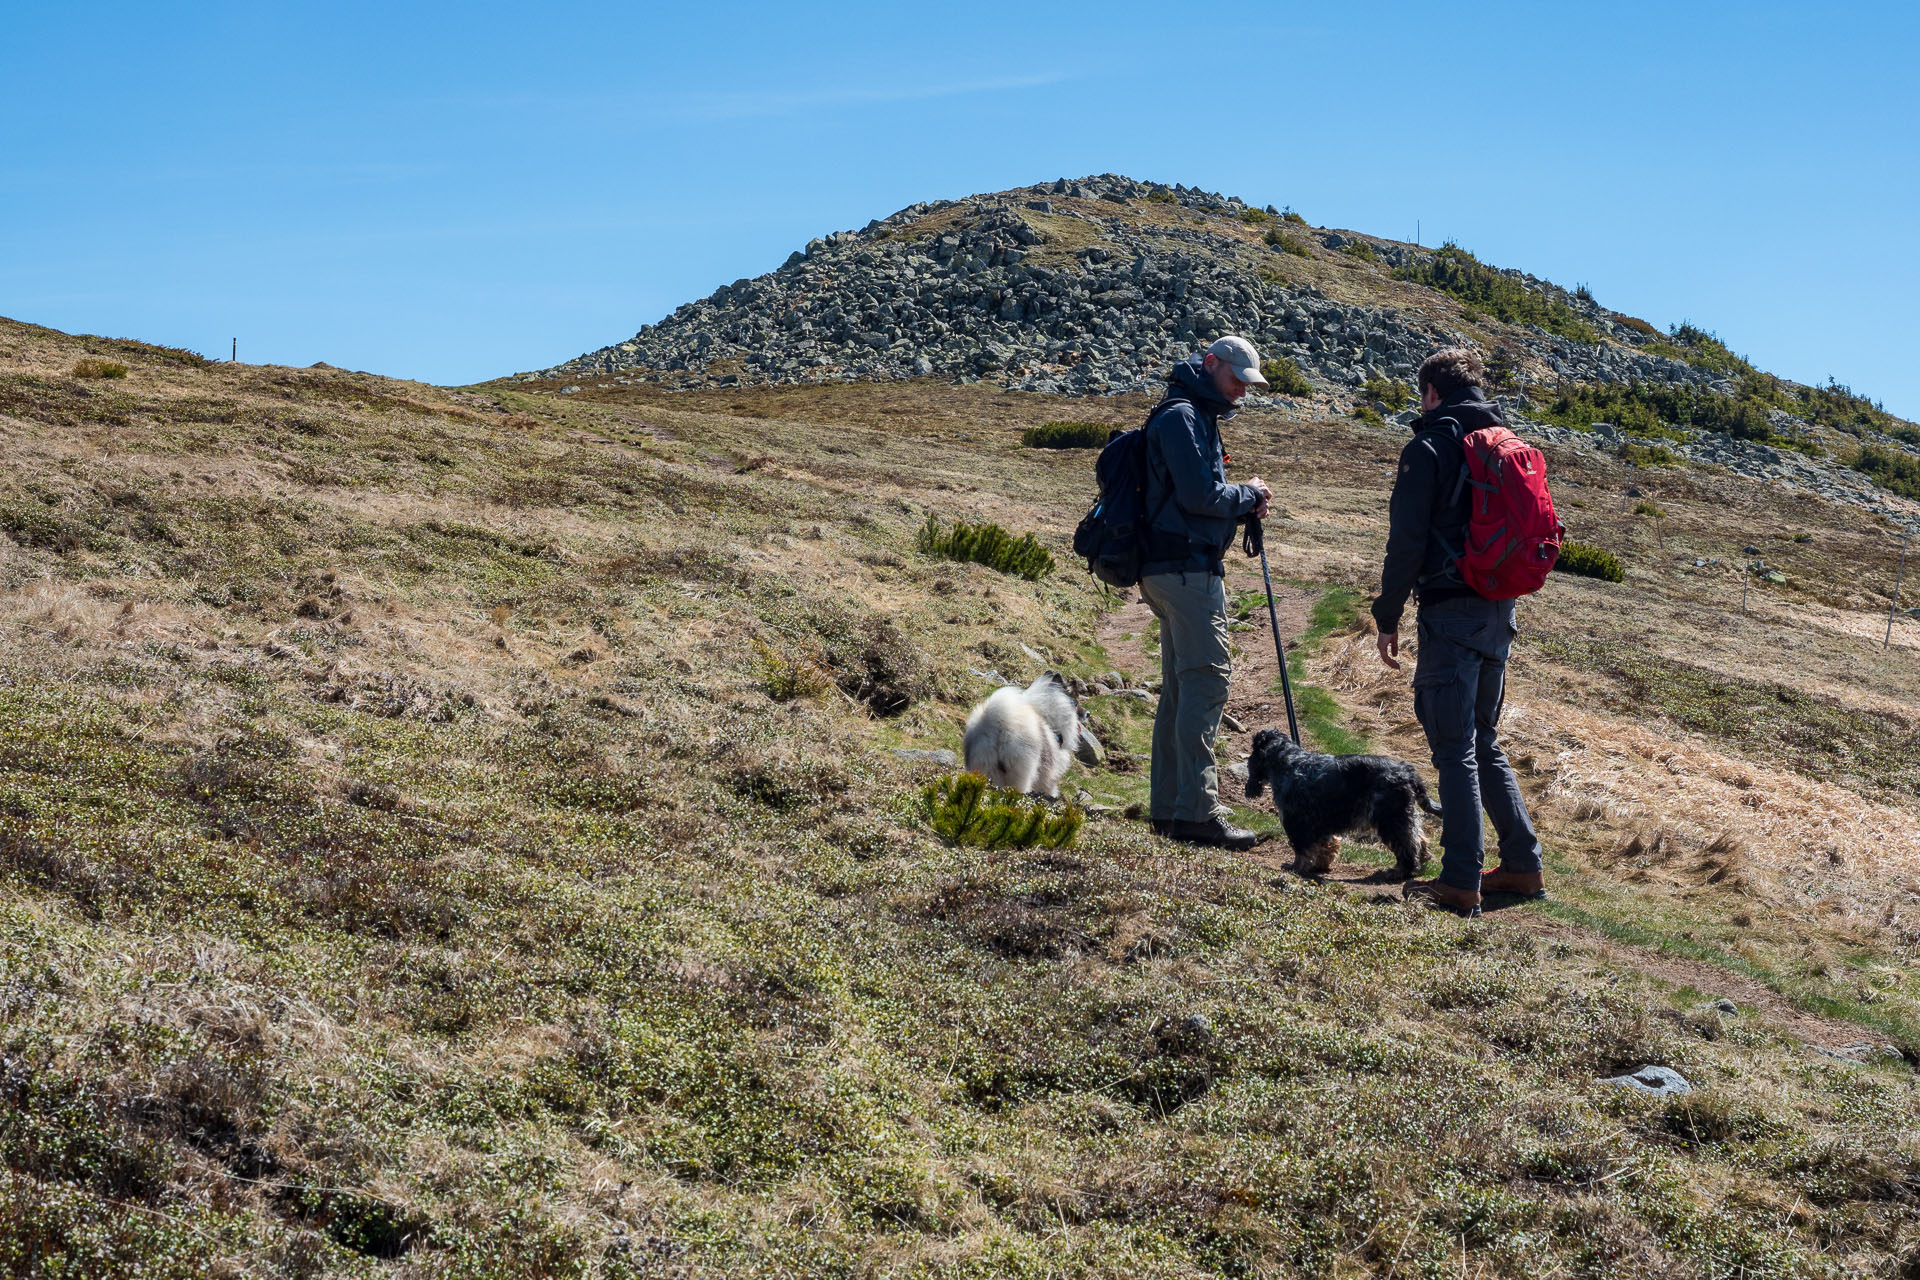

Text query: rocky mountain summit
(529, 173), (1920, 531)
(535, 173), (1716, 401)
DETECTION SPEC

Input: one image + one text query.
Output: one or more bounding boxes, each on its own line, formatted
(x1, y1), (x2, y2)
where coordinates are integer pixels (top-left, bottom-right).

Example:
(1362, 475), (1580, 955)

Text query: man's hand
(1248, 476), (1272, 520)
(1377, 630), (1401, 670)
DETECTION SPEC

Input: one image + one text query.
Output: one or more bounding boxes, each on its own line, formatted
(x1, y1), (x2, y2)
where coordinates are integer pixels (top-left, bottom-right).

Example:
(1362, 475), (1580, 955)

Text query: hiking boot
(1164, 817), (1260, 851)
(1480, 866), (1547, 899)
(1148, 817), (1173, 837)
(1403, 877), (1482, 917)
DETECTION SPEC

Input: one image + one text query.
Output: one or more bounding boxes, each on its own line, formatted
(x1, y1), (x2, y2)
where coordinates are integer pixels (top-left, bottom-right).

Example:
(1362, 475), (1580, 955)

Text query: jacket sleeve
(1372, 438), (1438, 633)
(1150, 404), (1258, 520)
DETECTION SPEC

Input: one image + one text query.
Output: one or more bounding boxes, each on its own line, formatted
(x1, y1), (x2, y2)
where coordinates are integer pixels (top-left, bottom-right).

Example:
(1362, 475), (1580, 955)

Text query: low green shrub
(1020, 422), (1110, 449)
(1541, 381), (1773, 444)
(1240, 208), (1273, 224)
(1853, 445), (1920, 499)
(71, 359), (128, 380)
(1280, 206), (1307, 225)
(1261, 357), (1314, 398)
(1361, 376), (1414, 410)
(1395, 243), (1597, 343)
(1619, 441), (1678, 466)
(1144, 188), (1176, 204)
(1795, 378), (1906, 437)
(1264, 228), (1310, 257)
(1486, 345), (1525, 391)
(1633, 501), (1666, 518)
(915, 515), (1055, 580)
(751, 637), (830, 701)
(922, 772), (1083, 849)
(1555, 541), (1625, 583)
(1351, 404), (1386, 428)
(1644, 322), (1752, 377)
(1342, 241), (1378, 262)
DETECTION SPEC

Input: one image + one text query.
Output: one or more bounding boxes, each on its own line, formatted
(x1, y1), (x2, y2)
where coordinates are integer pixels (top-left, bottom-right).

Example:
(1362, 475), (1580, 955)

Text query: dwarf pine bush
(1853, 445), (1920, 499)
(916, 515), (1055, 580)
(1261, 357), (1314, 398)
(1361, 376), (1414, 410)
(1554, 541), (1625, 583)
(1021, 422), (1110, 449)
(1263, 228), (1310, 258)
(751, 637), (830, 701)
(1395, 243), (1597, 343)
(71, 359), (128, 379)
(921, 772), (1084, 849)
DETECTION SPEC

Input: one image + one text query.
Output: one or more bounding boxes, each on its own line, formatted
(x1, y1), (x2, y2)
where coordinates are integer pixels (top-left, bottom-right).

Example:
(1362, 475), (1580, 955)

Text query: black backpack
(1071, 395), (1188, 588)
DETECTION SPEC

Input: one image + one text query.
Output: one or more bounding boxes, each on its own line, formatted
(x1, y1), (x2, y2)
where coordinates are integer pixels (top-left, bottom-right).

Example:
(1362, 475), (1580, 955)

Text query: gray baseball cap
(1207, 335), (1267, 385)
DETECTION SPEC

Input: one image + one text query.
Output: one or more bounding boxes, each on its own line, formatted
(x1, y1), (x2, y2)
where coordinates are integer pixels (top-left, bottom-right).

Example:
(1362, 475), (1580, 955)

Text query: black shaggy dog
(1244, 728), (1442, 879)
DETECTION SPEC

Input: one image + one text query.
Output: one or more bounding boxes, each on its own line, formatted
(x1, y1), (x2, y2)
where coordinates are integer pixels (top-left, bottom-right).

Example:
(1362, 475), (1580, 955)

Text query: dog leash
(1243, 516), (1301, 743)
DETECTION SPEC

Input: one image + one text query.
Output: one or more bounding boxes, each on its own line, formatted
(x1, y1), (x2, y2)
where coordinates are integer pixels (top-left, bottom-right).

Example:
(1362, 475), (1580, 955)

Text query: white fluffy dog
(963, 672), (1099, 798)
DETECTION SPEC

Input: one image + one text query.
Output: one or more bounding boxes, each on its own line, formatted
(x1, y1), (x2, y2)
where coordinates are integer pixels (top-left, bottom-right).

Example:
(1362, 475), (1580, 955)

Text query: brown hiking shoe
(1403, 878), (1482, 918)
(1480, 866), (1547, 899)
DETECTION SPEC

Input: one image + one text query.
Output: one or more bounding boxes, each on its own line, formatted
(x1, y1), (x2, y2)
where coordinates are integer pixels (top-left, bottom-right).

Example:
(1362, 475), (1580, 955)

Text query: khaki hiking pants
(1139, 570), (1231, 823)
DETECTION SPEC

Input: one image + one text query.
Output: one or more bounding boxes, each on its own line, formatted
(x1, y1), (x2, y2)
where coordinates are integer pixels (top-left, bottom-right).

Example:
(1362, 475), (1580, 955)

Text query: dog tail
(1414, 777), (1443, 817)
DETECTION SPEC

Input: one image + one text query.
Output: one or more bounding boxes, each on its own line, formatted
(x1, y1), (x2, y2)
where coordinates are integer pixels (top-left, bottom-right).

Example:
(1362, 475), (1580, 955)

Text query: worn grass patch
(1527, 632), (1920, 799)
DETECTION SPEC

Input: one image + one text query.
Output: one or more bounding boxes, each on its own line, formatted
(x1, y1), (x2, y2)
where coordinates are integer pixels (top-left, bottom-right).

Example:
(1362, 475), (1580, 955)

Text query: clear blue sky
(5, 1), (1917, 417)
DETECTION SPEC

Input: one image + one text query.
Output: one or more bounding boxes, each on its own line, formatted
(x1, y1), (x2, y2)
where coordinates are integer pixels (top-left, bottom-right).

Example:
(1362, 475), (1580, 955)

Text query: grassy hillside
(1, 317), (1918, 1278)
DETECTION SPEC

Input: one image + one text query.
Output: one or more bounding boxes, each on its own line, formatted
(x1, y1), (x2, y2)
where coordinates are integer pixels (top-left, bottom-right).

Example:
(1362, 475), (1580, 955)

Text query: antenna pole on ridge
(1889, 532), (1910, 649)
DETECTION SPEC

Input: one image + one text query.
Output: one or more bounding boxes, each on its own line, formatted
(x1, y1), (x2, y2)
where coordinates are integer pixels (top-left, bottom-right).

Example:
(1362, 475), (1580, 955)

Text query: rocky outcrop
(526, 172), (1919, 531)
(529, 173), (1716, 400)
(1508, 407), (1920, 533)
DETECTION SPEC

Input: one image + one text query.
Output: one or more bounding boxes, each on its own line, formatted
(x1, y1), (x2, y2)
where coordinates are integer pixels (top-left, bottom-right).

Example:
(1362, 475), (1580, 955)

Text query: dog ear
(1243, 761), (1266, 799)
(1042, 669), (1066, 689)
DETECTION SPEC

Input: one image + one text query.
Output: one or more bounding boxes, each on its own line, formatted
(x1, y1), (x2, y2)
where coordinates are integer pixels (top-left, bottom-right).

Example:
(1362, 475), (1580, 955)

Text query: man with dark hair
(1372, 346), (1544, 914)
(1141, 336), (1273, 850)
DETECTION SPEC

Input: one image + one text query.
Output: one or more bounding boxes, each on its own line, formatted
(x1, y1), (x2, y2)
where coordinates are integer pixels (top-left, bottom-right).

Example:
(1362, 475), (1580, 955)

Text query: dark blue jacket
(1370, 385), (1499, 633)
(1141, 355), (1261, 576)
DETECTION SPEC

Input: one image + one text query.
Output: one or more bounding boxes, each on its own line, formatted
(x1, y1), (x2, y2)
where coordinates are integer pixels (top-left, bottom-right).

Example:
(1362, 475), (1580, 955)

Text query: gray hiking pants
(1412, 595), (1543, 890)
(1139, 570), (1231, 823)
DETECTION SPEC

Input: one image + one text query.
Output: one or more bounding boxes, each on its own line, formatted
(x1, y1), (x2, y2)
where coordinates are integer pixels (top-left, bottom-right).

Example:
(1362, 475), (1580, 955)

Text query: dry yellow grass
(0, 314), (1917, 1277)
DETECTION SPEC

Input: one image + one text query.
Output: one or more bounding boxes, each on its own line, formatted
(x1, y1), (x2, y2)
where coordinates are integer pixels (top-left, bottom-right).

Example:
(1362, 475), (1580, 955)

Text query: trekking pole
(1244, 517), (1300, 743)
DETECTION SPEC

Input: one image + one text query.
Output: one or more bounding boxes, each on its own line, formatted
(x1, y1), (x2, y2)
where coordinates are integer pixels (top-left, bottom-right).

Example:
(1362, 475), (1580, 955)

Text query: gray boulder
(1600, 1065), (1691, 1096)
(892, 748), (958, 768)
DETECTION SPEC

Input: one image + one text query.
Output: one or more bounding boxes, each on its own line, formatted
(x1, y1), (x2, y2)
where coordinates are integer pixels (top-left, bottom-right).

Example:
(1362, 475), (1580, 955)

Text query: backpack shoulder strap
(1144, 393), (1193, 431)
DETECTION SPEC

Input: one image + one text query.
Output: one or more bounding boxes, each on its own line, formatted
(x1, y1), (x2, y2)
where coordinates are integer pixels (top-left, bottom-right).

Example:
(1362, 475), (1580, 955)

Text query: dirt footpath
(1094, 577), (1319, 757)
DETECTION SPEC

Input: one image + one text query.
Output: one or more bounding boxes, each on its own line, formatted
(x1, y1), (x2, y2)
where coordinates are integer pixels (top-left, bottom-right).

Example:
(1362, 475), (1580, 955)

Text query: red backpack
(1441, 419), (1564, 599)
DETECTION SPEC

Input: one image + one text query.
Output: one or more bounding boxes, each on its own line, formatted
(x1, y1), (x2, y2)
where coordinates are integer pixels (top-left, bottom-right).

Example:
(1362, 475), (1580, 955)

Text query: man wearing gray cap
(1140, 336), (1273, 850)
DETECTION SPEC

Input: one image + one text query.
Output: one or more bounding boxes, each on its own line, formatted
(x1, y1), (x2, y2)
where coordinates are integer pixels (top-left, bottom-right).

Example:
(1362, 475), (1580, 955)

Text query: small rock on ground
(1600, 1065), (1691, 1096)
(893, 748), (958, 768)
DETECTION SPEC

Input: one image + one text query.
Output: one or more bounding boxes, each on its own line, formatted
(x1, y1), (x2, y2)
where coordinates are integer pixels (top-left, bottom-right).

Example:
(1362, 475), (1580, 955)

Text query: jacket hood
(1169, 354), (1236, 418)
(1411, 385), (1501, 436)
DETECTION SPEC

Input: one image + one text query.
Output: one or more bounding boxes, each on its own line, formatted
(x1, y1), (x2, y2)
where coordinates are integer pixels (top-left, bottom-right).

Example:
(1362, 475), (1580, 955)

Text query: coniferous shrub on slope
(1020, 422), (1110, 449)
(1554, 541), (1625, 583)
(1853, 445), (1920, 499)
(1260, 357), (1314, 398)
(915, 515), (1055, 580)
(922, 772), (1083, 849)
(1395, 243), (1597, 343)
(1263, 228), (1310, 258)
